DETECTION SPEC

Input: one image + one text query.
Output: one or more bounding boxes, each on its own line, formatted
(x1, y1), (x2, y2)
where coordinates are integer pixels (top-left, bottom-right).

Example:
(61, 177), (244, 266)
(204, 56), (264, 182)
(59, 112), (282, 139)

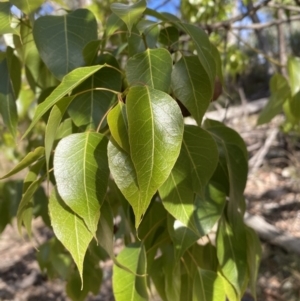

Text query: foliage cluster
(0, 1), (261, 300)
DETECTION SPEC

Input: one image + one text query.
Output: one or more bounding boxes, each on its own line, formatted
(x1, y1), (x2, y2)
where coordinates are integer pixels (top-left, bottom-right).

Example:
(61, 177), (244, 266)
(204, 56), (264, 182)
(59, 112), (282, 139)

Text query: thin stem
(96, 101), (118, 133)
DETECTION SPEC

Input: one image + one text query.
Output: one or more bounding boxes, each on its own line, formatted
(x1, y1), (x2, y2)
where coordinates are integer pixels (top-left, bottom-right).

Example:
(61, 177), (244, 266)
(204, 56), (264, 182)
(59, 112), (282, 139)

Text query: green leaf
(159, 125), (219, 234)
(82, 40), (102, 65)
(0, 3), (16, 35)
(126, 48), (173, 93)
(45, 96), (75, 173)
(257, 74), (290, 125)
(128, 25), (146, 57)
(0, 147), (45, 179)
(172, 56), (213, 124)
(68, 57), (121, 129)
(23, 65), (104, 138)
(66, 251), (102, 301)
(49, 188), (93, 286)
(288, 56), (300, 95)
(180, 273), (193, 301)
(216, 216), (248, 297)
(204, 120), (248, 218)
(177, 23), (216, 89)
(193, 269), (226, 301)
(149, 257), (167, 301)
(110, 0), (147, 34)
(290, 90), (300, 119)
(0, 47), (21, 137)
(136, 20), (160, 48)
(106, 12), (125, 37)
(246, 226), (261, 300)
(111, 86), (183, 228)
(168, 215), (199, 261)
(54, 133), (109, 235)
(107, 102), (130, 153)
(17, 159), (45, 237)
(112, 242), (148, 301)
(9, 0), (44, 14)
(33, 9), (98, 80)
(159, 26), (179, 50)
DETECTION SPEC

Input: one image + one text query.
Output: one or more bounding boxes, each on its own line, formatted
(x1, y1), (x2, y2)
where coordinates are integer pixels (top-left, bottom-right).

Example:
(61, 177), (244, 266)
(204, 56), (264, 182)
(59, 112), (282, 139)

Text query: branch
(231, 15), (300, 30)
(207, 0), (272, 29)
(269, 2), (300, 12)
(153, 0), (172, 11)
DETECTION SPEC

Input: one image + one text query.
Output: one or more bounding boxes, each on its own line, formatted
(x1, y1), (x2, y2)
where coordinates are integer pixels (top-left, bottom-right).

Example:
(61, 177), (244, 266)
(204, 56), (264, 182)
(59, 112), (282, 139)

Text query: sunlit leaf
(288, 56), (300, 95)
(49, 188), (93, 286)
(113, 243), (148, 301)
(193, 269), (226, 301)
(126, 48), (172, 93)
(54, 132), (109, 235)
(0, 147), (45, 179)
(23, 65), (104, 138)
(33, 9), (98, 80)
(0, 3), (16, 35)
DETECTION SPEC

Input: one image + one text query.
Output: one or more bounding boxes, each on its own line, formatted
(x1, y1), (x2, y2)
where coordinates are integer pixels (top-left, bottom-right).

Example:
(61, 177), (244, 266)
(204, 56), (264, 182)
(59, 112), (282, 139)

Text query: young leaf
(33, 9), (98, 80)
(193, 269), (226, 301)
(127, 86), (183, 227)
(216, 216), (248, 297)
(49, 188), (93, 286)
(0, 147), (45, 179)
(54, 132), (109, 235)
(113, 242), (148, 301)
(110, 0), (147, 34)
(23, 65), (104, 138)
(172, 56), (213, 124)
(126, 48), (173, 93)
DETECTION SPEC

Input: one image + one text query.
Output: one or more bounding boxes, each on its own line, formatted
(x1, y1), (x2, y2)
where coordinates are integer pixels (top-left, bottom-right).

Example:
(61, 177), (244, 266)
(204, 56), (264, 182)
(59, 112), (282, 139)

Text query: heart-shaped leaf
(54, 132), (109, 235)
(33, 9), (98, 80)
(49, 188), (93, 286)
(126, 48), (172, 93)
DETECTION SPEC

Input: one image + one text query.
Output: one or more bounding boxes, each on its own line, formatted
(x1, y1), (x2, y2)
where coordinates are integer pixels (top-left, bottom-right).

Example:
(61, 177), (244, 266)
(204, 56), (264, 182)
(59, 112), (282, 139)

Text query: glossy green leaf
(246, 226), (261, 299)
(33, 9), (98, 80)
(110, 0), (147, 34)
(126, 48), (172, 93)
(0, 147), (45, 179)
(257, 74), (290, 125)
(219, 273), (239, 301)
(45, 96), (75, 172)
(54, 132), (109, 235)
(49, 188), (93, 286)
(23, 65), (104, 138)
(66, 251), (102, 301)
(17, 159), (45, 236)
(216, 216), (247, 297)
(288, 56), (300, 95)
(9, 0), (44, 14)
(68, 58), (121, 129)
(193, 269), (226, 301)
(0, 3), (16, 35)
(172, 56), (213, 124)
(178, 23), (216, 89)
(113, 242), (148, 301)
(168, 216), (199, 261)
(107, 102), (130, 153)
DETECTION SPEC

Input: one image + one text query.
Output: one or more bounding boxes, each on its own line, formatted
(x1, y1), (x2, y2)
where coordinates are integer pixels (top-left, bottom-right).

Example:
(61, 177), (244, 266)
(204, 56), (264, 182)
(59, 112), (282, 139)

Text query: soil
(0, 111), (300, 301)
